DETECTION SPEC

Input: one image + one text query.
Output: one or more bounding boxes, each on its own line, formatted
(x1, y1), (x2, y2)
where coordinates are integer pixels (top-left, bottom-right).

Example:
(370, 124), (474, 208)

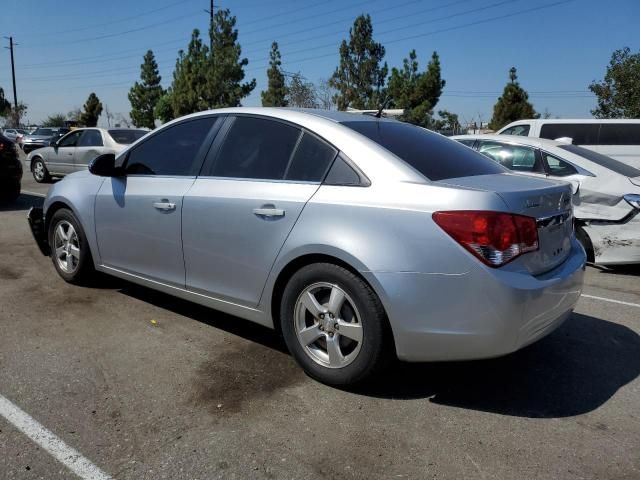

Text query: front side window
(341, 121), (505, 181)
(125, 117), (217, 176)
(540, 123), (599, 144)
(58, 130), (83, 147)
(542, 152), (578, 177)
(208, 116), (301, 180)
(476, 141), (540, 173)
(78, 129), (103, 147)
(500, 124), (531, 136)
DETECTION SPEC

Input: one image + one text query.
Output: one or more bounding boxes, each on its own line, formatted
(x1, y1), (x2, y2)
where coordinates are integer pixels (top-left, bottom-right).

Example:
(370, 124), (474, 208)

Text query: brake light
(433, 211), (539, 267)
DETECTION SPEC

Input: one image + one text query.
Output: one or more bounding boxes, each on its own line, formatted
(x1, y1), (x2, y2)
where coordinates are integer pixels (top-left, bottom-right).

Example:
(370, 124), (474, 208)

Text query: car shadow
(112, 280), (640, 418)
(0, 193), (44, 212)
(591, 264), (640, 277)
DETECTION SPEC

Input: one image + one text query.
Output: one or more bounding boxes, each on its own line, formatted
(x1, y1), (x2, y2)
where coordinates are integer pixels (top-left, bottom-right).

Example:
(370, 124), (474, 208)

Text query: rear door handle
(253, 206), (285, 218)
(153, 200), (176, 211)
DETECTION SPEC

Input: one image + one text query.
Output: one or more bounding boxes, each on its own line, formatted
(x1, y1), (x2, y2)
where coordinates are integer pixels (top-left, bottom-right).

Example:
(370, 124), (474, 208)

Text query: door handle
(153, 200), (176, 211)
(253, 206), (285, 218)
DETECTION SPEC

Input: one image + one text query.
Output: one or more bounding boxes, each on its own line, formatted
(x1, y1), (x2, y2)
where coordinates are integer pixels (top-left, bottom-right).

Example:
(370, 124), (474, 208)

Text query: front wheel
(280, 263), (391, 386)
(48, 208), (96, 284)
(32, 158), (50, 183)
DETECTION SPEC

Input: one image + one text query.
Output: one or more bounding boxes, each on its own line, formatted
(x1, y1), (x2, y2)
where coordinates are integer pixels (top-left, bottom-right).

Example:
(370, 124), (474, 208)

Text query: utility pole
(4, 36), (19, 126)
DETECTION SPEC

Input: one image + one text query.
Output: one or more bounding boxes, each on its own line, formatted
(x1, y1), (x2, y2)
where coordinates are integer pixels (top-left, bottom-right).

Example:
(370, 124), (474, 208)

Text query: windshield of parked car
(558, 144), (640, 178)
(341, 121), (506, 181)
(108, 129), (148, 144)
(33, 128), (55, 136)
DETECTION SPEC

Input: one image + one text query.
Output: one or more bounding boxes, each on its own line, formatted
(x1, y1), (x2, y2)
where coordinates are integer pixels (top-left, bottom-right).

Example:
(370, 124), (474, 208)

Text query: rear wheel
(280, 263), (391, 386)
(576, 225), (595, 263)
(32, 157), (50, 183)
(48, 208), (96, 284)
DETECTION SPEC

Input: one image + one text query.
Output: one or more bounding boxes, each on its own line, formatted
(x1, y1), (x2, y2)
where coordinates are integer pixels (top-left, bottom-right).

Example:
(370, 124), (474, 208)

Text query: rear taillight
(433, 210), (539, 267)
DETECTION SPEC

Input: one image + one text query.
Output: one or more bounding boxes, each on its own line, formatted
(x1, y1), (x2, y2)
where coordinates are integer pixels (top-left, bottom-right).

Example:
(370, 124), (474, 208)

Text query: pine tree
(261, 42), (288, 107)
(154, 90), (175, 123)
(287, 73), (317, 108)
(79, 93), (103, 127)
(489, 67), (537, 130)
(387, 50), (445, 127)
(205, 9), (256, 108)
(329, 14), (388, 110)
(170, 30), (210, 117)
(128, 50), (164, 129)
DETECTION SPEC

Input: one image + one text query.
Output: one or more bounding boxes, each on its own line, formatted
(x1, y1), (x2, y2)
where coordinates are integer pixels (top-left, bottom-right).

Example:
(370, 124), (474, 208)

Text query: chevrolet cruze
(28, 108), (586, 385)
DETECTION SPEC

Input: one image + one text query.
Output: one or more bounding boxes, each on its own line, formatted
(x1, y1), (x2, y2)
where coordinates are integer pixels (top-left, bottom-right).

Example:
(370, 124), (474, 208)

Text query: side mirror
(554, 137), (573, 145)
(89, 153), (123, 177)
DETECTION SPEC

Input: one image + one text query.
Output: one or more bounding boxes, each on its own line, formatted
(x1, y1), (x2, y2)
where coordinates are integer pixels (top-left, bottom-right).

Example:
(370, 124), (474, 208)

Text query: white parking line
(22, 190), (46, 198)
(581, 294), (640, 308)
(0, 394), (112, 480)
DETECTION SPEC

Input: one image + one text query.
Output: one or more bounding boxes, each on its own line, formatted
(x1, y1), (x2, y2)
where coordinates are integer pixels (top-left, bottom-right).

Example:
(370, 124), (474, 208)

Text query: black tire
(280, 263), (391, 386)
(32, 157), (50, 183)
(576, 225), (595, 263)
(48, 208), (96, 284)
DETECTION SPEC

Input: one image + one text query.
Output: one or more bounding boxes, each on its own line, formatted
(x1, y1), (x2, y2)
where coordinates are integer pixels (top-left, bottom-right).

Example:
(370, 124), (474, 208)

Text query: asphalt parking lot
(1, 163), (639, 479)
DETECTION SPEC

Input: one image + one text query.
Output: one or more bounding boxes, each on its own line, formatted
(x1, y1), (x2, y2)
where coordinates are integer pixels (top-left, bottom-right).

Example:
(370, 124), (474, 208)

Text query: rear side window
(455, 139), (476, 147)
(108, 129), (148, 144)
(477, 141), (541, 173)
(341, 121), (505, 181)
(285, 133), (337, 182)
(78, 129), (103, 147)
(210, 116), (301, 180)
(125, 117), (216, 176)
(540, 123), (599, 144)
(558, 144), (640, 177)
(542, 152), (578, 177)
(598, 124), (640, 145)
(500, 124), (530, 136)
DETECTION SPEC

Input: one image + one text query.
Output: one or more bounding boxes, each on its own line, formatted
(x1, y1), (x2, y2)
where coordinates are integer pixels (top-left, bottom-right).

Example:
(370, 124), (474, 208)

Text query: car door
(182, 115), (338, 307)
(74, 129), (105, 172)
(47, 130), (83, 175)
(94, 116), (219, 286)
(476, 140), (547, 179)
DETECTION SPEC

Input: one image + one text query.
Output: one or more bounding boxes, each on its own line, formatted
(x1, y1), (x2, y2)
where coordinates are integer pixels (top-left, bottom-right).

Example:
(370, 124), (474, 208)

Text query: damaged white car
(452, 134), (640, 265)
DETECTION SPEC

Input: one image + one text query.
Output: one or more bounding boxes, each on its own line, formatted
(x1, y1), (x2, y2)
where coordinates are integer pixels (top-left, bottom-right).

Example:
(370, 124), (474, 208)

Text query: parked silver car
(27, 127), (148, 183)
(1, 128), (28, 143)
(28, 108), (586, 385)
(21, 127), (70, 154)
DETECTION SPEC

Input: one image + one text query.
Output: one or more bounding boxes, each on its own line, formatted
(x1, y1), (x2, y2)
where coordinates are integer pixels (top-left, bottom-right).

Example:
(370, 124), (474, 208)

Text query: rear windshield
(558, 144), (640, 178)
(33, 128), (55, 136)
(341, 121), (505, 181)
(108, 129), (148, 144)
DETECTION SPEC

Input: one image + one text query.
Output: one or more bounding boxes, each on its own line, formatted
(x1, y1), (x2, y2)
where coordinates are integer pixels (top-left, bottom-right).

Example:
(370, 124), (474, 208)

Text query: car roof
(451, 134), (568, 149)
(502, 118), (640, 125)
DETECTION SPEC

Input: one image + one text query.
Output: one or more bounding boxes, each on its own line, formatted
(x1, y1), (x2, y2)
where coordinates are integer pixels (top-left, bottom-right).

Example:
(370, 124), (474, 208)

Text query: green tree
(42, 113), (67, 127)
(434, 110), (461, 134)
(287, 73), (317, 108)
(154, 90), (175, 123)
(330, 14), (388, 110)
(170, 29), (210, 117)
(205, 9), (256, 108)
(128, 50), (164, 128)
(387, 50), (445, 127)
(80, 93), (103, 127)
(0, 87), (11, 118)
(489, 67), (537, 131)
(261, 42), (288, 107)
(589, 47), (640, 118)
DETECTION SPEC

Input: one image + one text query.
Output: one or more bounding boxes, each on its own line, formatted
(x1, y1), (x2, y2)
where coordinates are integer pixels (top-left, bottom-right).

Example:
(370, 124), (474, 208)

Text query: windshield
(341, 121), (505, 181)
(108, 129), (148, 144)
(558, 144), (640, 178)
(33, 128), (55, 136)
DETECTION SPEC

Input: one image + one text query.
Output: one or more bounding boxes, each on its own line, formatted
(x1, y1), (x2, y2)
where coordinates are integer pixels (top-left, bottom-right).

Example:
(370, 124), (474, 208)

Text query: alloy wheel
(33, 161), (45, 181)
(53, 220), (80, 274)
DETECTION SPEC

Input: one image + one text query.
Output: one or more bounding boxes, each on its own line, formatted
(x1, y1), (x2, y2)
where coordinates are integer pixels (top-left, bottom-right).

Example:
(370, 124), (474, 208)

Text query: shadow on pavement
(592, 264), (640, 277)
(355, 313), (639, 418)
(113, 279), (639, 419)
(0, 193), (44, 212)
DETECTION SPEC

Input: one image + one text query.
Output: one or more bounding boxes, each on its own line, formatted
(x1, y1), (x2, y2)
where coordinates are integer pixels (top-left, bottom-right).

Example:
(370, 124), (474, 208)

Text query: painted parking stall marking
(581, 294), (640, 309)
(0, 393), (112, 480)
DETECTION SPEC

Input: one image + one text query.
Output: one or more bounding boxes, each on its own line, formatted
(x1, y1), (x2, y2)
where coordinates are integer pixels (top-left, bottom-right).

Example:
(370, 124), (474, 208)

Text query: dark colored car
(0, 133), (22, 201)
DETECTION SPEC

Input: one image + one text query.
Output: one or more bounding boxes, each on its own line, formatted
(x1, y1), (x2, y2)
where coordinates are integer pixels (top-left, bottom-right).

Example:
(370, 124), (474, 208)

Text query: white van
(497, 119), (640, 168)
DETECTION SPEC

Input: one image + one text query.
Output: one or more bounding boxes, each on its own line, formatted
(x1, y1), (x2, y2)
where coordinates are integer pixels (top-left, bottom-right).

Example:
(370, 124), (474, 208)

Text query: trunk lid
(438, 173), (574, 274)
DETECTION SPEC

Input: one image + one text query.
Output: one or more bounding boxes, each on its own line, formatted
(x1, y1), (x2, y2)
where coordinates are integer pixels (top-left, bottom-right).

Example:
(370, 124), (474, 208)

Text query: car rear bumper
(365, 237), (586, 362)
(28, 207), (50, 256)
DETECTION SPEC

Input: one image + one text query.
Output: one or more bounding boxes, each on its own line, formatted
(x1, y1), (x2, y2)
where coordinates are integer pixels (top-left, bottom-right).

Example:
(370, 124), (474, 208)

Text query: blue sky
(1, 0), (638, 126)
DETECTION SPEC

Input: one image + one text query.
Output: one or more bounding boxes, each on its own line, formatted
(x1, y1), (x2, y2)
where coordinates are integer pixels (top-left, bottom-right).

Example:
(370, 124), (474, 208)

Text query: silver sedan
(27, 127), (148, 183)
(27, 108), (586, 386)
